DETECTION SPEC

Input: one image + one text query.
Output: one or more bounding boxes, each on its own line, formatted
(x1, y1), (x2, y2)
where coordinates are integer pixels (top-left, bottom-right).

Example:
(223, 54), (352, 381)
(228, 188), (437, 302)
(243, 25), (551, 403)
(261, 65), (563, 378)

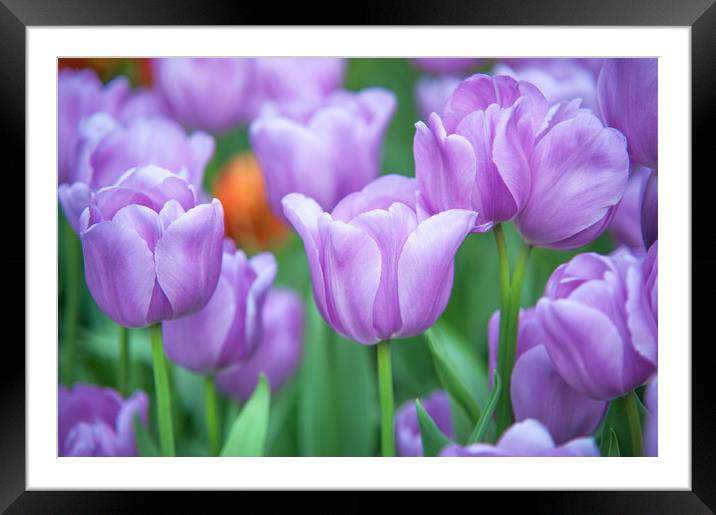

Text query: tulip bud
(162, 240), (277, 374)
(216, 288), (303, 401)
(440, 419), (599, 457)
(80, 166), (224, 328)
(282, 174), (476, 344)
(58, 384), (148, 457)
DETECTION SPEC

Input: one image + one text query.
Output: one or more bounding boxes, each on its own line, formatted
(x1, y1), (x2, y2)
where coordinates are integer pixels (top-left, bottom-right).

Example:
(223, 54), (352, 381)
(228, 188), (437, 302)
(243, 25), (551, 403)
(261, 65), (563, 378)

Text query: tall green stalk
(493, 225), (512, 434)
(118, 325), (130, 396)
(204, 375), (221, 456)
(495, 240), (532, 435)
(149, 324), (175, 457)
(376, 340), (395, 457)
(63, 220), (81, 385)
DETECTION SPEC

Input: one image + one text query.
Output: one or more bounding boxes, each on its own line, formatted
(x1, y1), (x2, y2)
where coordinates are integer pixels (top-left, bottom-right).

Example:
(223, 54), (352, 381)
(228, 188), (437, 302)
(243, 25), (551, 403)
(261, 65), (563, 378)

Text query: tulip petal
(322, 221), (382, 343)
(58, 182), (91, 234)
(397, 209), (477, 337)
(282, 193), (330, 320)
(162, 275), (236, 373)
(332, 174), (418, 222)
(154, 199), (224, 318)
(414, 114), (477, 217)
(537, 298), (625, 400)
(112, 204), (161, 252)
(251, 117), (336, 214)
(511, 346), (607, 444)
(81, 221), (156, 327)
(350, 203), (418, 339)
(188, 131), (215, 189)
(516, 112), (629, 246)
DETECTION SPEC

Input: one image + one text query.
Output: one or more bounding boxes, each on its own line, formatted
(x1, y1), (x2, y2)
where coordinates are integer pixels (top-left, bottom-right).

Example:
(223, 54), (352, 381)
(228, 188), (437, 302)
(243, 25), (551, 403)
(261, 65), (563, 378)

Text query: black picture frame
(4, 0), (714, 512)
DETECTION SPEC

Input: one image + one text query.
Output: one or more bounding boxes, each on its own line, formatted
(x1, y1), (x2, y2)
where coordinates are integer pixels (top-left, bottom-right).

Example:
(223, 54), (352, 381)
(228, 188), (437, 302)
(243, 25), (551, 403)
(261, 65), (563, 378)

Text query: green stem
(624, 390), (643, 457)
(149, 325), (175, 457)
(204, 375), (221, 456)
(63, 221), (81, 385)
(493, 225), (512, 435)
(496, 241), (532, 435)
(377, 340), (395, 457)
(118, 326), (130, 396)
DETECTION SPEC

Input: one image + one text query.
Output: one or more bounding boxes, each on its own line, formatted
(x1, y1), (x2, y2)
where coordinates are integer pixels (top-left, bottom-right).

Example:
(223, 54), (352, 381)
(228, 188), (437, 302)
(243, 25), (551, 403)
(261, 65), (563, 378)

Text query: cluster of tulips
(57, 57), (657, 458)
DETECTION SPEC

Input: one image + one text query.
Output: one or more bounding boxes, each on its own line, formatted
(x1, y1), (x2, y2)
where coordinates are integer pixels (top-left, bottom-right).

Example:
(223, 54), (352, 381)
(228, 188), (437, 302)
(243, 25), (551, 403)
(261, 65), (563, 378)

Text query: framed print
(5, 0), (715, 512)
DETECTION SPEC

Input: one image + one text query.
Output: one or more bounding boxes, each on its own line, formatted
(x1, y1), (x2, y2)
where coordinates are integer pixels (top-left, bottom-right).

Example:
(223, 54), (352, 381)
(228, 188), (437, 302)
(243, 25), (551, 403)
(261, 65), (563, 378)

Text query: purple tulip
(608, 166), (654, 250)
(251, 88), (396, 217)
(411, 58), (485, 74)
(535, 249), (657, 400)
(80, 166), (224, 328)
(414, 74), (549, 232)
(395, 391), (453, 457)
(59, 384), (148, 457)
(641, 171), (658, 249)
(440, 419), (599, 457)
(163, 239), (277, 374)
(216, 288), (304, 401)
(644, 376), (658, 456)
(415, 73), (629, 248)
(493, 58), (599, 113)
(152, 58), (254, 133)
(59, 113), (215, 232)
(598, 58), (658, 169)
(487, 308), (607, 443)
(58, 68), (129, 184)
(282, 174), (476, 344)
(414, 75), (461, 121)
(241, 58), (345, 120)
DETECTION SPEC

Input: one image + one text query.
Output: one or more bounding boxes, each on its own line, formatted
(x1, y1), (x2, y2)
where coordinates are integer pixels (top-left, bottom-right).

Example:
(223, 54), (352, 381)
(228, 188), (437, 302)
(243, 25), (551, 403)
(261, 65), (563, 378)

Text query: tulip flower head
(395, 390), (453, 457)
(283, 174), (476, 344)
(440, 419), (599, 457)
(58, 68), (129, 185)
(251, 88), (397, 218)
(59, 384), (148, 457)
(216, 288), (304, 401)
(415, 73), (629, 249)
(80, 166), (224, 328)
(162, 239), (277, 374)
(59, 113), (215, 233)
(535, 249), (658, 400)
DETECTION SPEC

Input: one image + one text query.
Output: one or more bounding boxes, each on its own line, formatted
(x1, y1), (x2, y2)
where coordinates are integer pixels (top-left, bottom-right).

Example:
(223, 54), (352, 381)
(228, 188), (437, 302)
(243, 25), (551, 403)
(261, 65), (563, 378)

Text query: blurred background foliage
(58, 58), (615, 456)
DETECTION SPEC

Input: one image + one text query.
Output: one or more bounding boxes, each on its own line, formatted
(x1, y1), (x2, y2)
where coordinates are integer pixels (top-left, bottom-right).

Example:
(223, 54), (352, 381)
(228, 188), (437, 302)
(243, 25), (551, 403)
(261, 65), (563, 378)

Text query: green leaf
(296, 296), (339, 456)
(133, 415), (159, 457)
(416, 399), (451, 457)
(606, 428), (621, 457)
(220, 374), (271, 457)
(598, 392), (648, 457)
(426, 321), (488, 425)
(468, 371), (502, 444)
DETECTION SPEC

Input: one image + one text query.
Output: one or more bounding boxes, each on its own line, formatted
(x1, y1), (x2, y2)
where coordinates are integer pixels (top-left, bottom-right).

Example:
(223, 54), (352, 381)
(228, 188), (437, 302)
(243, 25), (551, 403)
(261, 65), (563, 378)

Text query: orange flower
(214, 153), (289, 252)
